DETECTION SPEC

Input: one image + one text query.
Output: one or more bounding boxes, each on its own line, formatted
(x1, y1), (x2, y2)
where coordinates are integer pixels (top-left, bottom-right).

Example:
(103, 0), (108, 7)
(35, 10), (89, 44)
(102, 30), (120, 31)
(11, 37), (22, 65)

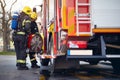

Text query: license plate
(67, 50), (93, 55)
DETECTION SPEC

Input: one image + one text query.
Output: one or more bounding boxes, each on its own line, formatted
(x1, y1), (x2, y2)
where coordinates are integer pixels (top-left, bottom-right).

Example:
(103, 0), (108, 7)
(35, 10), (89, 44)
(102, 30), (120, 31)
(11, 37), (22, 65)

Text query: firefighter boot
(31, 64), (40, 68)
(17, 63), (29, 70)
(31, 61), (40, 68)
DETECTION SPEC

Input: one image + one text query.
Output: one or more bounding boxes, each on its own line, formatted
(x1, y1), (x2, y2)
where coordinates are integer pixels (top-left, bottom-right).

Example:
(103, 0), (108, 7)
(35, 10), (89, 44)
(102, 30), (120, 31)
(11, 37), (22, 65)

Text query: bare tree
(0, 0), (17, 51)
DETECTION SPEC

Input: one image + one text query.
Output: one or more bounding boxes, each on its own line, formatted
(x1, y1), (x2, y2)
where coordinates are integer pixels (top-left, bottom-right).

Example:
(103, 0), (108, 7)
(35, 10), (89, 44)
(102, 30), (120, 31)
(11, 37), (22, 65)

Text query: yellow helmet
(30, 12), (37, 19)
(22, 6), (32, 15)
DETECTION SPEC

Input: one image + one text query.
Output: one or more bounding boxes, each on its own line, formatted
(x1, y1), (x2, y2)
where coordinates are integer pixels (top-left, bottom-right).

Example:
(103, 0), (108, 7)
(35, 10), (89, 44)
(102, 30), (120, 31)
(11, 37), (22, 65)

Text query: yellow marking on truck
(93, 28), (120, 33)
(68, 8), (74, 20)
(62, 0), (67, 29)
(68, 24), (75, 35)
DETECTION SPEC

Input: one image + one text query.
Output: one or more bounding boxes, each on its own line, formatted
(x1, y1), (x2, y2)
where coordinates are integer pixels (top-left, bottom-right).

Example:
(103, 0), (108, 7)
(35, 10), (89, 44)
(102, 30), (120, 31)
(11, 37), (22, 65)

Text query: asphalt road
(41, 61), (120, 80)
(0, 55), (40, 80)
(46, 62), (120, 80)
(0, 55), (120, 80)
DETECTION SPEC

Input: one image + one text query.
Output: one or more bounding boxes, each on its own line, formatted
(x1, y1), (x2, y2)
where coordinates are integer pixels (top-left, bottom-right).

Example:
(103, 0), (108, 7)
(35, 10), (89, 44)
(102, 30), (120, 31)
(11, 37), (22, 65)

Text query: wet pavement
(0, 55), (40, 80)
(0, 55), (120, 80)
(40, 61), (120, 80)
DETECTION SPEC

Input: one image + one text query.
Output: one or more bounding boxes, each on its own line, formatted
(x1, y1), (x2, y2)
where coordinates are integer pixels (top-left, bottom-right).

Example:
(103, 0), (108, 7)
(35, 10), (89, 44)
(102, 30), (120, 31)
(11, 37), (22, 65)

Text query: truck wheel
(111, 60), (120, 74)
(40, 59), (50, 76)
(41, 59), (50, 66)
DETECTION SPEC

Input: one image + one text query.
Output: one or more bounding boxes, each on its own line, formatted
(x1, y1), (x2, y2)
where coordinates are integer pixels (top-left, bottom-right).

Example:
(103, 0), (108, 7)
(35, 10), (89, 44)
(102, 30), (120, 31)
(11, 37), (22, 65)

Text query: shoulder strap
(17, 14), (25, 31)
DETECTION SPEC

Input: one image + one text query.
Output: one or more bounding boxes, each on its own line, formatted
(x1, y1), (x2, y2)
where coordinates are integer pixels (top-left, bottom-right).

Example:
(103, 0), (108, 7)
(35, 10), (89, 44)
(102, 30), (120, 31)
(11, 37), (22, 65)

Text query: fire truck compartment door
(92, 0), (120, 28)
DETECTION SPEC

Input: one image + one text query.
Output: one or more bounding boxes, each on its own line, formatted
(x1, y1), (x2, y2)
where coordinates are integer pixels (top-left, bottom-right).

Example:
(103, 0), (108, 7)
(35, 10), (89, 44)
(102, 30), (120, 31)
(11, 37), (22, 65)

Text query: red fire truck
(39, 0), (120, 74)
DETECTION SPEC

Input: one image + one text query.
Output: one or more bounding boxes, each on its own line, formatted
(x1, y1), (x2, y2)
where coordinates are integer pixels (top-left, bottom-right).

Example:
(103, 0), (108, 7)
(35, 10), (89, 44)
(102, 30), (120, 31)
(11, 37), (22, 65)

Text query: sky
(5, 0), (43, 12)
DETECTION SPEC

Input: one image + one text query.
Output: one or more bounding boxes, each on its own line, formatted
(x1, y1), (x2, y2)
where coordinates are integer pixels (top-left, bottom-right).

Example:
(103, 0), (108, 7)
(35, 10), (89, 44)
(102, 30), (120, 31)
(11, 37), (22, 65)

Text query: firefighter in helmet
(13, 6), (32, 70)
(27, 12), (40, 68)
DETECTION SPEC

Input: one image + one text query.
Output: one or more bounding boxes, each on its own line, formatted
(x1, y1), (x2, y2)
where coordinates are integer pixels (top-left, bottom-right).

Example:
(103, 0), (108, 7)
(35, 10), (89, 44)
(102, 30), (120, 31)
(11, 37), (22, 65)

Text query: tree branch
(10, 0), (18, 12)
(3, 0), (6, 7)
(0, 0), (4, 12)
(0, 0), (6, 8)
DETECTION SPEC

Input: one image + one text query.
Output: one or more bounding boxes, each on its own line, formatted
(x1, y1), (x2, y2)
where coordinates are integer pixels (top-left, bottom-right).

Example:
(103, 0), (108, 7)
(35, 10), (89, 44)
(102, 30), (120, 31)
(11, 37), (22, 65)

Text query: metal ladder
(76, 0), (92, 36)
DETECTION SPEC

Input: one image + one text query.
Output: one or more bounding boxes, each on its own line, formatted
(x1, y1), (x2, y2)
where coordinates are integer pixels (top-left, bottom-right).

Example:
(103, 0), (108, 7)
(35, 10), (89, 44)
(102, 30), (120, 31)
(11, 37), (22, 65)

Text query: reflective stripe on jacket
(22, 19), (31, 27)
(17, 32), (25, 35)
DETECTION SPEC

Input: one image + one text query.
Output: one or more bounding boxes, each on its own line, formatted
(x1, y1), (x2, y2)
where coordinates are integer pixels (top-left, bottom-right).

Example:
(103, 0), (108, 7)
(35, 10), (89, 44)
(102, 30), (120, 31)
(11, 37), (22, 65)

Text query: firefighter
(12, 6), (32, 70)
(28, 12), (40, 68)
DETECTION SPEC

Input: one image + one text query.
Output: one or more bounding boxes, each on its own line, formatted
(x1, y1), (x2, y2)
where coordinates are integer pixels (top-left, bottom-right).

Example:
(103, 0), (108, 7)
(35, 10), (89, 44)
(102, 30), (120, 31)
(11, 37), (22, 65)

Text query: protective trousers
(29, 52), (37, 66)
(13, 34), (27, 67)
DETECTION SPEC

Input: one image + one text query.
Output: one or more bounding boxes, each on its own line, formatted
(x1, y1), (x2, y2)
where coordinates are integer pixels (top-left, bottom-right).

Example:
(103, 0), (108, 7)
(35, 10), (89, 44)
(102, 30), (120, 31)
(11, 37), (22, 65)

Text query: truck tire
(41, 59), (50, 66)
(40, 59), (50, 76)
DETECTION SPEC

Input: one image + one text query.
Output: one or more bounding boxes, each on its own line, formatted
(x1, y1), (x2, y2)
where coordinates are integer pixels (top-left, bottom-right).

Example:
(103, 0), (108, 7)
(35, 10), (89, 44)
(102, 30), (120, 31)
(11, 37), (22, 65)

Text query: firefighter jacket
(30, 21), (39, 34)
(17, 12), (31, 35)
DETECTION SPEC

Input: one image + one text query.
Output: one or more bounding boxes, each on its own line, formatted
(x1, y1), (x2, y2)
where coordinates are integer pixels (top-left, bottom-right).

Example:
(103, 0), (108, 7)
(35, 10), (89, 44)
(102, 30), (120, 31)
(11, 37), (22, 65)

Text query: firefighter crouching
(12, 6), (32, 70)
(27, 12), (41, 68)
